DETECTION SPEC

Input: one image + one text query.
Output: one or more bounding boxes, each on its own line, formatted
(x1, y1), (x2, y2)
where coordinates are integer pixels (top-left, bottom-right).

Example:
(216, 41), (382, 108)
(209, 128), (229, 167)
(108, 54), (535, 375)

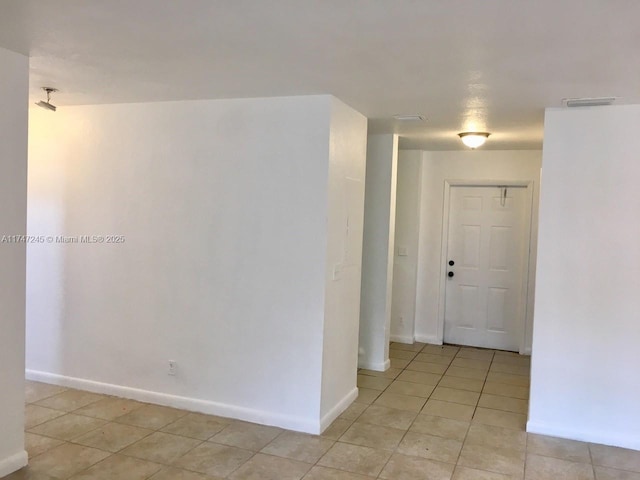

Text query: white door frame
(436, 179), (535, 354)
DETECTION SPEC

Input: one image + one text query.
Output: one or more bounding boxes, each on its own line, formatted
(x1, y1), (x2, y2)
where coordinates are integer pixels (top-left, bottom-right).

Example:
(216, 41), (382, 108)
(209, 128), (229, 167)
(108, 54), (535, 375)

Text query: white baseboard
(25, 370), (320, 434)
(390, 334), (415, 344)
(357, 358), (390, 372)
(0, 450), (28, 477)
(527, 419), (640, 451)
(319, 387), (358, 434)
(414, 334), (441, 345)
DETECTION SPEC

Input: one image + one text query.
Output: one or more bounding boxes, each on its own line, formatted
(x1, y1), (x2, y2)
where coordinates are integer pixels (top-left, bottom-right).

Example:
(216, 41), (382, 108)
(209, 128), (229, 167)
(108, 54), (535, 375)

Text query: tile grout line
(588, 442), (597, 479)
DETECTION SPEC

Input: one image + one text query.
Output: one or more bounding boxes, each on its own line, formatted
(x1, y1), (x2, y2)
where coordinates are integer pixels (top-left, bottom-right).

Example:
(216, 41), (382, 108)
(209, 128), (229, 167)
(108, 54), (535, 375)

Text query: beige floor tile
(73, 397), (144, 421)
(149, 467), (224, 480)
(590, 444), (640, 473)
(302, 465), (375, 479)
(28, 443), (111, 479)
(445, 367), (488, 381)
(69, 454), (163, 480)
(397, 370), (442, 386)
(228, 453), (312, 480)
(357, 405), (417, 430)
(391, 342), (427, 352)
(482, 382), (528, 400)
(422, 345), (460, 356)
(492, 354), (530, 367)
(25, 405), (66, 429)
(339, 402), (367, 421)
(422, 399), (475, 421)
(415, 353), (454, 366)
(120, 431), (201, 464)
(261, 431), (334, 463)
(358, 367), (402, 379)
(439, 376), (485, 393)
(478, 394), (527, 414)
(161, 412), (229, 440)
(173, 442), (254, 478)
(24, 433), (64, 458)
(455, 349), (495, 361)
(406, 361), (448, 375)
(339, 422), (405, 451)
(410, 414), (470, 441)
(527, 434), (591, 463)
(391, 358), (411, 369)
(489, 363), (530, 377)
(2, 465), (58, 480)
(465, 424), (527, 452)
(452, 466), (517, 479)
(386, 380), (435, 398)
(73, 422), (153, 452)
(389, 350), (418, 360)
(486, 372), (529, 387)
(458, 443), (525, 477)
(594, 466), (640, 480)
(355, 388), (381, 405)
(34, 390), (104, 412)
(317, 442), (391, 477)
(472, 408), (526, 430)
(29, 414), (107, 441)
(356, 375), (392, 391)
(173, 441), (253, 477)
(25, 381), (68, 404)
(321, 419), (353, 440)
(373, 392), (427, 412)
(431, 387), (480, 406)
(397, 431), (462, 463)
(379, 453), (455, 480)
(524, 453), (594, 480)
(451, 358), (491, 371)
(210, 421), (282, 451)
(116, 404), (189, 430)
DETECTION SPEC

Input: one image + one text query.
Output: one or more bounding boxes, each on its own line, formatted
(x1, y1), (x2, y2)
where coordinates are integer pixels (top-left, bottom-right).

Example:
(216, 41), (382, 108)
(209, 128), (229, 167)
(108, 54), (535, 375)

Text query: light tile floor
(7, 343), (640, 479)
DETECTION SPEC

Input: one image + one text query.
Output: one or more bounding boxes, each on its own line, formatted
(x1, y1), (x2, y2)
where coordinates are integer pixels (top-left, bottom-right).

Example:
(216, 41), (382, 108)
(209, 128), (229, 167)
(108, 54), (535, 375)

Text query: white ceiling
(1, 0), (638, 150)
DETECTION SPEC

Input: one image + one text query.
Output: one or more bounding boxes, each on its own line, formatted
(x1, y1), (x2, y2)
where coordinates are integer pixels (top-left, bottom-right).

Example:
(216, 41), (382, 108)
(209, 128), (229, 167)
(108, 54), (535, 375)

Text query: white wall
(0, 47), (29, 477)
(320, 98), (367, 426)
(528, 105), (640, 450)
(358, 134), (398, 370)
(390, 151), (422, 343)
(27, 94), (366, 434)
(394, 150), (541, 351)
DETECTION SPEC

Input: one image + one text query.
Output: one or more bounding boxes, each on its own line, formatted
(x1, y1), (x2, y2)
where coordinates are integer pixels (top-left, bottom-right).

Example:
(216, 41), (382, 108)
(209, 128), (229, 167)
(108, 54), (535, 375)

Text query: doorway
(441, 184), (533, 351)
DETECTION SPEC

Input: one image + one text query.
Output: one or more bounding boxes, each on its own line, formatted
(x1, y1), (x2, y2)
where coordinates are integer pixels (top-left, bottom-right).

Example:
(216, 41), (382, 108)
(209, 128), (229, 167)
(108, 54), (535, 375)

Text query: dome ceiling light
(458, 132), (491, 149)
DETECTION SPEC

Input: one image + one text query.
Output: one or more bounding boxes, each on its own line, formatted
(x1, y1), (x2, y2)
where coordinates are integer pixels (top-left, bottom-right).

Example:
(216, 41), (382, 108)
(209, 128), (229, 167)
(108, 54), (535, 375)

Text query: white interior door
(444, 185), (529, 351)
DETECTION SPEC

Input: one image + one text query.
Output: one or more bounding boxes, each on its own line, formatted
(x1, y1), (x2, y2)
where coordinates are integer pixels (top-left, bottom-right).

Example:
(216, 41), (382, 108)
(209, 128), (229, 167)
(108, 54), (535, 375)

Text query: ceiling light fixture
(564, 97), (617, 107)
(458, 132), (490, 149)
(36, 87), (58, 112)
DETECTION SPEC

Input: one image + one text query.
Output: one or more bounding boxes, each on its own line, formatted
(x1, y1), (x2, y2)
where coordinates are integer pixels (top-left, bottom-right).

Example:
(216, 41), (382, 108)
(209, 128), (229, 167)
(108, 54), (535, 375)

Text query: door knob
(448, 271), (454, 278)
(449, 260), (455, 266)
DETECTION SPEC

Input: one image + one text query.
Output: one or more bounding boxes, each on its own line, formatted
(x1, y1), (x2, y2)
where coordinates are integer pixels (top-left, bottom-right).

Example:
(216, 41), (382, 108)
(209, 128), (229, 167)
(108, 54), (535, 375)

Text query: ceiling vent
(393, 114), (426, 121)
(563, 97), (617, 107)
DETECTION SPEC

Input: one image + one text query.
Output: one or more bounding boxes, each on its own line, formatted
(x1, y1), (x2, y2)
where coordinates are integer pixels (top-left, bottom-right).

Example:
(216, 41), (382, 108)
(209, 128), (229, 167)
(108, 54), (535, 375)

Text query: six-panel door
(444, 185), (528, 351)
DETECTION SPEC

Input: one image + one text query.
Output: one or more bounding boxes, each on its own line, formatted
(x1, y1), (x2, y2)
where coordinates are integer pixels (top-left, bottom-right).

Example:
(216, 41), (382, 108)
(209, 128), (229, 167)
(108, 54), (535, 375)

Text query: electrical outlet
(399, 316), (404, 326)
(168, 360), (177, 376)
